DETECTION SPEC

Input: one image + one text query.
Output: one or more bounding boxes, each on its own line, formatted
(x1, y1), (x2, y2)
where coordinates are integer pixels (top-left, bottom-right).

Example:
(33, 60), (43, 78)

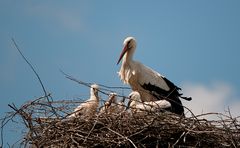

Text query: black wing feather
(141, 77), (191, 115)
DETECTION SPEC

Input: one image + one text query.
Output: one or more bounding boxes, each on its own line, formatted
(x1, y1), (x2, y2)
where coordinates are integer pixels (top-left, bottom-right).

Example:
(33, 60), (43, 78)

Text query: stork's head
(117, 37), (137, 65)
(106, 92), (117, 106)
(90, 84), (99, 98)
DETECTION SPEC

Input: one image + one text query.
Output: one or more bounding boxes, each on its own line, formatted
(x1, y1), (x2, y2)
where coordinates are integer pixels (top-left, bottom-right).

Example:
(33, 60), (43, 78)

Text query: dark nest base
(9, 98), (240, 148)
(30, 113), (239, 148)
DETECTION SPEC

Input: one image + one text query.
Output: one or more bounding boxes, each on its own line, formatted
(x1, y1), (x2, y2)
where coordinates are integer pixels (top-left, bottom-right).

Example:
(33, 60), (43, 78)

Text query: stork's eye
(93, 88), (98, 93)
(127, 41), (132, 48)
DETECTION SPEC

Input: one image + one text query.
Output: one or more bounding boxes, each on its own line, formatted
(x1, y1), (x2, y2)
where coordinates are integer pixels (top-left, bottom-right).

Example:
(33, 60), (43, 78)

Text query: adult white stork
(117, 37), (191, 115)
(128, 91), (171, 113)
(68, 84), (100, 118)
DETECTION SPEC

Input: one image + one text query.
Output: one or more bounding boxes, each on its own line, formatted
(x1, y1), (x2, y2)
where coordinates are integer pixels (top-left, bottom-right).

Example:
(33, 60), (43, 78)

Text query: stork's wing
(149, 100), (172, 109)
(136, 62), (186, 99)
(136, 100), (171, 112)
(137, 62), (170, 91)
(73, 104), (84, 112)
(67, 105), (84, 118)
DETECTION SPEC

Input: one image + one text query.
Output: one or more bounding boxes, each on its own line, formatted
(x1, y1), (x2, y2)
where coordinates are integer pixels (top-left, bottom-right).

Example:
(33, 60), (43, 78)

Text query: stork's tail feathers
(180, 96), (192, 101)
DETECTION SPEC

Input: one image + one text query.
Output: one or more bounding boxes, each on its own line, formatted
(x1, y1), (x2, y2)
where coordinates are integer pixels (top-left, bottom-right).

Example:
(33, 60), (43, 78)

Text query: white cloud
(181, 81), (240, 118)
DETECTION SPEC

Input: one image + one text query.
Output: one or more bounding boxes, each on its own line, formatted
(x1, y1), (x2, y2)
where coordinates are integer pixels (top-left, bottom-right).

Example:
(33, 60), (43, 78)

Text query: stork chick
(68, 84), (99, 118)
(99, 93), (117, 114)
(99, 93), (125, 114)
(128, 91), (171, 113)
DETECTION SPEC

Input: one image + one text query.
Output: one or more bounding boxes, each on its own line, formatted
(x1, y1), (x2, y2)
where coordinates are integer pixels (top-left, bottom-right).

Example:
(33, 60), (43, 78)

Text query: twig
(60, 70), (129, 98)
(172, 131), (185, 146)
(0, 109), (20, 147)
(11, 38), (50, 102)
(11, 38), (58, 118)
(106, 127), (137, 148)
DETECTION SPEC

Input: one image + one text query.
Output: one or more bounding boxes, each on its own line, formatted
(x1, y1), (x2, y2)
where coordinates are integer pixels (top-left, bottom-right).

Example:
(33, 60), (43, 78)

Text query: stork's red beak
(117, 44), (128, 65)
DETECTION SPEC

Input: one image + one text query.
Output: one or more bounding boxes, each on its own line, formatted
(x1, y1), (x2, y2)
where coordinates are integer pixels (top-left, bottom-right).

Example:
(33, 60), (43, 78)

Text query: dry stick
(0, 103), (28, 147)
(11, 38), (49, 102)
(0, 118), (4, 147)
(220, 111), (238, 148)
(8, 104), (30, 129)
(0, 113), (17, 147)
(226, 107), (239, 132)
(60, 70), (128, 98)
(8, 103), (40, 141)
(83, 118), (99, 144)
(60, 69), (131, 90)
(97, 84), (131, 90)
(4, 98), (41, 146)
(61, 72), (132, 114)
(106, 127), (137, 148)
(11, 38), (58, 117)
(172, 131), (186, 147)
(60, 69), (92, 87)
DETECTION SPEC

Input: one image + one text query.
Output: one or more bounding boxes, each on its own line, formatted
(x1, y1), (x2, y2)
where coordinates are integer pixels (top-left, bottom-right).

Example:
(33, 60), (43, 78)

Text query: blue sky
(1, 0), (240, 146)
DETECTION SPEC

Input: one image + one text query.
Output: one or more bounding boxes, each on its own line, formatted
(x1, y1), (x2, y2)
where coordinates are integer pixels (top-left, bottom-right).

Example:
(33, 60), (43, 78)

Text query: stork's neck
(90, 90), (98, 100)
(118, 46), (136, 84)
(123, 47), (135, 64)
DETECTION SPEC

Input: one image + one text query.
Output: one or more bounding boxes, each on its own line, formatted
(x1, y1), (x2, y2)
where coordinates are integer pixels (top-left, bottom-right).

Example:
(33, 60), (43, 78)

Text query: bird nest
(6, 94), (240, 148)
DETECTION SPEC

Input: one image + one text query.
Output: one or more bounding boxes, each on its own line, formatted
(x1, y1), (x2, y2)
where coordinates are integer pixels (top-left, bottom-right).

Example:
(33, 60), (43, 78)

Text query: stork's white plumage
(128, 91), (171, 113)
(68, 84), (99, 118)
(99, 93), (125, 114)
(117, 37), (191, 115)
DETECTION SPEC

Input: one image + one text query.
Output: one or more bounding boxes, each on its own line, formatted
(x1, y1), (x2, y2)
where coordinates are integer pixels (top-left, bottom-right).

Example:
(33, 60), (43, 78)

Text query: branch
(106, 127), (137, 148)
(11, 38), (50, 102)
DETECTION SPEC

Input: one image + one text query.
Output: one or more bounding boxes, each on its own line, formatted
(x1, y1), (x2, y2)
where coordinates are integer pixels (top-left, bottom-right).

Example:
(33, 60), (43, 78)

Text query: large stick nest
(7, 94), (240, 148)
